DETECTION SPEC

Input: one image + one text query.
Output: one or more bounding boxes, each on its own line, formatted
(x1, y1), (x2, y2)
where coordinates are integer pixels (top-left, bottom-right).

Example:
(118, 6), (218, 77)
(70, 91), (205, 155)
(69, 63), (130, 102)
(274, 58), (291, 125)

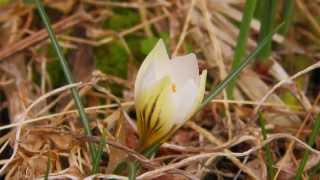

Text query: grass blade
(226, 0), (257, 99)
(92, 138), (105, 174)
(257, 0), (277, 59)
(44, 152), (51, 180)
(199, 23), (284, 109)
(309, 162), (320, 179)
(34, 0), (97, 168)
(258, 112), (274, 179)
(281, 0), (295, 35)
(128, 162), (138, 180)
(294, 114), (320, 180)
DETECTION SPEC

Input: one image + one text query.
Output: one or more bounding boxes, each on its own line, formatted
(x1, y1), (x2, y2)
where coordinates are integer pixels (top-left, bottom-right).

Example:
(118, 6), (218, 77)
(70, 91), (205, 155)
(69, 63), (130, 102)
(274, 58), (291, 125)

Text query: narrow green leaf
(92, 137), (105, 174)
(142, 143), (161, 158)
(199, 23), (284, 109)
(128, 161), (138, 180)
(44, 152), (51, 180)
(281, 0), (295, 35)
(257, 0), (277, 59)
(309, 162), (320, 179)
(34, 0), (97, 170)
(258, 112), (275, 179)
(227, 0), (258, 99)
(113, 160), (128, 175)
(294, 114), (320, 180)
(113, 160), (139, 179)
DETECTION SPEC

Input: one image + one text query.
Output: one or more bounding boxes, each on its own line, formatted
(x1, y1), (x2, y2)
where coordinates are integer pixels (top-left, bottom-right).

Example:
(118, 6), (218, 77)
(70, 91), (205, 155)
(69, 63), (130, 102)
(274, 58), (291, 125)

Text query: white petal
(197, 70), (207, 106)
(168, 70), (207, 125)
(196, 70), (207, 106)
(134, 39), (169, 97)
(167, 53), (199, 90)
(170, 79), (198, 124)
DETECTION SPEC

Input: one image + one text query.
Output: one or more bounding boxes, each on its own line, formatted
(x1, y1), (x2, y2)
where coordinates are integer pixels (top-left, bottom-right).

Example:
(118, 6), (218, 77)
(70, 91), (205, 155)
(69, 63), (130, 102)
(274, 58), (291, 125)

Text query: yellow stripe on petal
(144, 82), (175, 148)
(136, 76), (175, 149)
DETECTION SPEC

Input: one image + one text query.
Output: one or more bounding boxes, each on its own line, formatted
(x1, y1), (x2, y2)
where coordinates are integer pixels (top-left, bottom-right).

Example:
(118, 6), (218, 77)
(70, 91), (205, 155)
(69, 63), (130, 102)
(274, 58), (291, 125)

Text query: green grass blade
(226, 0), (257, 99)
(44, 152), (51, 180)
(281, 0), (295, 35)
(128, 162), (138, 180)
(309, 162), (320, 179)
(92, 138), (105, 174)
(113, 160), (128, 175)
(113, 143), (160, 177)
(258, 112), (275, 179)
(34, 0), (97, 168)
(294, 114), (320, 180)
(199, 23), (284, 109)
(142, 143), (161, 158)
(257, 0), (277, 59)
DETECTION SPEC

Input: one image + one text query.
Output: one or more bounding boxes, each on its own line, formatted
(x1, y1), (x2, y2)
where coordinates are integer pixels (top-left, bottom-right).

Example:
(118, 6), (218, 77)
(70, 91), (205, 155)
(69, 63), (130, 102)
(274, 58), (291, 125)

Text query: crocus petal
(134, 39), (169, 98)
(170, 79), (198, 124)
(167, 53), (199, 90)
(134, 39), (207, 150)
(196, 70), (207, 107)
(136, 76), (176, 149)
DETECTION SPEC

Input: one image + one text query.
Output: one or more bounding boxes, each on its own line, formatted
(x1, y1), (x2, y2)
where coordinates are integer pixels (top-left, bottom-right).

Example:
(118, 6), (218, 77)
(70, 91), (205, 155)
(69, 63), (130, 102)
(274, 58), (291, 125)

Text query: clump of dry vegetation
(0, 0), (320, 179)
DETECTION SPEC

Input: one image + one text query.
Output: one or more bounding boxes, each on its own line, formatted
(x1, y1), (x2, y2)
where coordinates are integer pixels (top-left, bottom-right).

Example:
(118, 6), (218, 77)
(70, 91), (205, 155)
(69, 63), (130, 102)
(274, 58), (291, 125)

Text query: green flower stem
(34, 0), (97, 165)
(126, 144), (160, 179)
(113, 143), (160, 177)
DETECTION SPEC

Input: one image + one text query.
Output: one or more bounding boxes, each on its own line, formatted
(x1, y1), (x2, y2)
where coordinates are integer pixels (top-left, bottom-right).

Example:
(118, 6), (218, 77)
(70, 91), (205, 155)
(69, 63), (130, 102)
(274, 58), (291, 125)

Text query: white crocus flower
(135, 39), (207, 149)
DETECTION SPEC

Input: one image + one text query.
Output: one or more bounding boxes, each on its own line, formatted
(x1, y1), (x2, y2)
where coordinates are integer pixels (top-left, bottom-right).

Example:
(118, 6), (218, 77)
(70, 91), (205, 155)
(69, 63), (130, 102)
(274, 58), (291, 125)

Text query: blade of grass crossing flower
(226, 0), (257, 99)
(280, 0), (294, 35)
(294, 114), (320, 180)
(258, 112), (274, 179)
(257, 0), (277, 60)
(34, 0), (97, 166)
(199, 23), (284, 109)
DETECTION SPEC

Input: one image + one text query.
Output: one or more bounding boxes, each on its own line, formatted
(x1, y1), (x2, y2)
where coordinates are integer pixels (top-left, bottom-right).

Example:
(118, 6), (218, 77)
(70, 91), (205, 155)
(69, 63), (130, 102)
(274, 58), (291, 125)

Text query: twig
(254, 61), (320, 114)
(0, 12), (85, 61)
(172, 0), (196, 56)
(137, 133), (320, 179)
